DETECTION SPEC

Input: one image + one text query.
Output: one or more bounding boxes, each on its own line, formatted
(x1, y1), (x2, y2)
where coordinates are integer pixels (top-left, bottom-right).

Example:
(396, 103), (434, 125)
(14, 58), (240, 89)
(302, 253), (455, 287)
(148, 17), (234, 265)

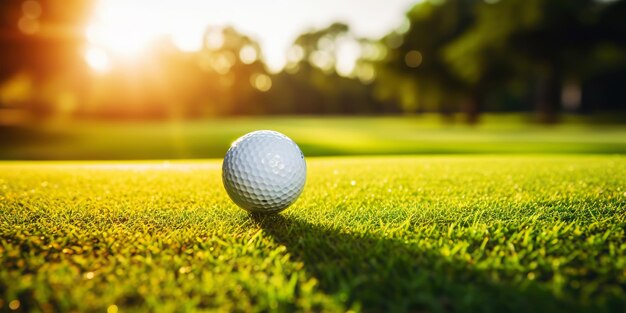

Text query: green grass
(2, 114), (626, 159)
(1, 155), (625, 312)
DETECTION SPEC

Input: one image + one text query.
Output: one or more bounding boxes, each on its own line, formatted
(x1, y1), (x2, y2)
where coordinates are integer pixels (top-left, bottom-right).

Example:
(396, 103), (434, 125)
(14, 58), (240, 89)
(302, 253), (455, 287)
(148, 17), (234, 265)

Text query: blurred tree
(196, 26), (268, 116)
(444, 0), (626, 122)
(0, 0), (93, 116)
(3, 0), (624, 121)
(372, 0), (481, 122)
(81, 26), (270, 119)
(566, 0), (626, 114)
(376, 0), (626, 123)
(285, 23), (351, 114)
(270, 23), (385, 115)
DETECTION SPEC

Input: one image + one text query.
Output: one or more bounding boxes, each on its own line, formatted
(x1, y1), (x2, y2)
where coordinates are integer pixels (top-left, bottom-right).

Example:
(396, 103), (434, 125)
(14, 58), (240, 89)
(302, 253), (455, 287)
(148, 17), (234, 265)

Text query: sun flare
(87, 1), (157, 57)
(84, 0), (206, 70)
(83, 0), (415, 72)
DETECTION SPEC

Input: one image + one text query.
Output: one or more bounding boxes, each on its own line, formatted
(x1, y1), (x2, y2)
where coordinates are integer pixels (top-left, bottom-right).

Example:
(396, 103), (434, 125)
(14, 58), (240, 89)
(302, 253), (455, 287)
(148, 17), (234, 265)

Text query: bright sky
(86, 0), (418, 72)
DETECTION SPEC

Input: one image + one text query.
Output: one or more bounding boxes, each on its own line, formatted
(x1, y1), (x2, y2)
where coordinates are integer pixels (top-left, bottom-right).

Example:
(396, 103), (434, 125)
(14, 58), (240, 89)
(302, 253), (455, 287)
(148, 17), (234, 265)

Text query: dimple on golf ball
(222, 130), (306, 213)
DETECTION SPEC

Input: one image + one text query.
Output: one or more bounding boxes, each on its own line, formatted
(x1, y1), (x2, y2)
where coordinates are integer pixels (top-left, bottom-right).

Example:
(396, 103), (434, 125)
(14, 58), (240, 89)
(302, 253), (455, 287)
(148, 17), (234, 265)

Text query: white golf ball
(222, 130), (306, 213)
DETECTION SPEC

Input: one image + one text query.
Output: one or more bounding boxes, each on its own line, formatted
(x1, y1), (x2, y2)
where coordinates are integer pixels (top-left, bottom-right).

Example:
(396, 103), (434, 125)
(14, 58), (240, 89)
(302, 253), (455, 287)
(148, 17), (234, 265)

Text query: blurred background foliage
(1, 0), (626, 159)
(371, 0), (626, 123)
(0, 0), (624, 125)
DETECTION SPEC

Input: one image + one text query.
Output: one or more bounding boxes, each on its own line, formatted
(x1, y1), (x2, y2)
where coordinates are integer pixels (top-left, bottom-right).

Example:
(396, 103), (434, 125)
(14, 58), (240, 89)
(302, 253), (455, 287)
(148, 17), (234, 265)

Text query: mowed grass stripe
(3, 115), (626, 159)
(1, 156), (625, 312)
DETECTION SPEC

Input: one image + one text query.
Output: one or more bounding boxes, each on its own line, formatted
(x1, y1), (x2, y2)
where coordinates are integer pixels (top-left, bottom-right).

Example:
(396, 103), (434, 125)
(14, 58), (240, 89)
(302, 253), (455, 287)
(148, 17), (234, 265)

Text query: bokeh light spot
(362, 42), (387, 61)
(0, 74), (32, 105)
(397, 17), (411, 34)
(310, 51), (334, 72)
(385, 33), (403, 49)
(22, 0), (42, 19)
(8, 300), (20, 311)
(251, 73), (272, 92)
(285, 62), (300, 74)
(355, 63), (376, 84)
(211, 51), (236, 74)
(405, 50), (422, 68)
(287, 45), (305, 64)
(239, 45), (258, 64)
(318, 36), (335, 51)
(205, 29), (224, 50)
(84, 271), (95, 279)
(336, 37), (361, 76)
(18, 17), (39, 35)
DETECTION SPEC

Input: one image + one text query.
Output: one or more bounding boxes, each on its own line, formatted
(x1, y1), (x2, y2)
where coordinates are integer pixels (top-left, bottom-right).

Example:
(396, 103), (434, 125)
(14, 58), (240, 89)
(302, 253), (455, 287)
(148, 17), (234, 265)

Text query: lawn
(2, 114), (626, 159)
(1, 155), (625, 312)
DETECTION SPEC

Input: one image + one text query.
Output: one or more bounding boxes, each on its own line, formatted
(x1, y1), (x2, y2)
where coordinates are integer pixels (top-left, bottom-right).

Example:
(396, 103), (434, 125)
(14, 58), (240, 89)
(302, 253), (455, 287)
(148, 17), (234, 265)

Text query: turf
(1, 156), (625, 312)
(2, 114), (626, 159)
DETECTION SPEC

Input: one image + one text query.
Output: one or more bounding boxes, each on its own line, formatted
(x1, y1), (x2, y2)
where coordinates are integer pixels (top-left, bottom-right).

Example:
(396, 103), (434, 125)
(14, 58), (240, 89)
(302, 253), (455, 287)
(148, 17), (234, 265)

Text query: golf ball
(222, 130), (306, 213)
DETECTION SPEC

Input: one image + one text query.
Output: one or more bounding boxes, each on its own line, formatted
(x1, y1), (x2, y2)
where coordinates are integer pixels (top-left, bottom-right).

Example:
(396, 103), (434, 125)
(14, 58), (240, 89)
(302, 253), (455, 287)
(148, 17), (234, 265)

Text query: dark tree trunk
(535, 64), (561, 124)
(463, 91), (482, 125)
(439, 93), (455, 124)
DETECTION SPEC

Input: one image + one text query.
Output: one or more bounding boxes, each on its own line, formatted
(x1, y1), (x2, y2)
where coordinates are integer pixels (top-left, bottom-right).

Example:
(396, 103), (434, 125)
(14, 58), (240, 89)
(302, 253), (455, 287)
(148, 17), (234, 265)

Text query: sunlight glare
(171, 27), (204, 52)
(85, 46), (111, 73)
(336, 37), (361, 76)
(86, 0), (416, 71)
(87, 0), (162, 57)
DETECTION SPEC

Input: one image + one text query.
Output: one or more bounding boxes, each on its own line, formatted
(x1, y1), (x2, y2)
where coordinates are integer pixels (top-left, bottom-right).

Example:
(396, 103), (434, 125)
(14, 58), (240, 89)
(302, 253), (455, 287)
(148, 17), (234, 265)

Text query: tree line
(0, 0), (624, 123)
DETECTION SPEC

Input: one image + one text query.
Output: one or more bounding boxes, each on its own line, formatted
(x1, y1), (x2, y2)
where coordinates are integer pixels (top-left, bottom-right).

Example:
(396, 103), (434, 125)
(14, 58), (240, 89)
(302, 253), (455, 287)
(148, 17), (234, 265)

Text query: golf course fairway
(1, 156), (625, 312)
